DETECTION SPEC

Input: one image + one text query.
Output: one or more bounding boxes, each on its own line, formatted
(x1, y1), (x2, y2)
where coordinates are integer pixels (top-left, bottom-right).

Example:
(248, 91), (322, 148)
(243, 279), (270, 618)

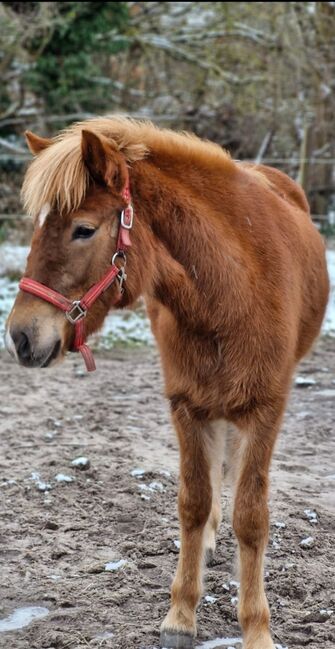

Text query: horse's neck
(131, 160), (249, 331)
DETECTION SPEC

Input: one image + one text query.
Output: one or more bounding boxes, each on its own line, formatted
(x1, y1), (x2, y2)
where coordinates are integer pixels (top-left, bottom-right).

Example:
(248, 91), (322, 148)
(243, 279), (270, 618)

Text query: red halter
(18, 185), (134, 372)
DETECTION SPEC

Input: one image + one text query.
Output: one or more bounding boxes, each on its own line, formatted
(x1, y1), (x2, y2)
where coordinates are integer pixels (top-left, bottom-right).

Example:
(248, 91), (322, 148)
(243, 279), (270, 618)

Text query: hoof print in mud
(160, 629), (194, 649)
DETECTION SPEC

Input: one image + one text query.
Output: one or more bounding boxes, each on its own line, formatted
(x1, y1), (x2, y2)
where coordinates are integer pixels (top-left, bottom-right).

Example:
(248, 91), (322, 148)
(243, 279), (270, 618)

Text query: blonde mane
(22, 116), (237, 218)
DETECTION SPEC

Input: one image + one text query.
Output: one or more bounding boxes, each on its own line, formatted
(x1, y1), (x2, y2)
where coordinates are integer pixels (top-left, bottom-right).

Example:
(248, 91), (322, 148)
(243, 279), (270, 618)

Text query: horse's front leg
(160, 398), (213, 649)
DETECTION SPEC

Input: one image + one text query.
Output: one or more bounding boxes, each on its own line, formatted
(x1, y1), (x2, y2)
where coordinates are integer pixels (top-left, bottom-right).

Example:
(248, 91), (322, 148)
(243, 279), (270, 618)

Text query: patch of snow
(204, 595), (217, 604)
(0, 606), (49, 632)
(323, 250), (335, 335)
(30, 472), (51, 492)
(0, 243), (29, 276)
(304, 509), (318, 524)
(96, 305), (153, 349)
(231, 596), (238, 605)
(229, 580), (240, 588)
(300, 536), (314, 547)
(173, 539), (181, 549)
(1, 479), (17, 487)
(195, 638), (242, 649)
(314, 389), (335, 398)
(44, 431), (56, 440)
(274, 521), (286, 529)
(55, 474), (73, 483)
(159, 470), (171, 477)
(94, 631), (114, 639)
(320, 609), (333, 617)
(105, 559), (128, 571)
(295, 376), (316, 387)
(149, 481), (164, 491)
(71, 456), (90, 469)
(48, 574), (61, 581)
(138, 481), (164, 493)
(131, 468), (146, 477)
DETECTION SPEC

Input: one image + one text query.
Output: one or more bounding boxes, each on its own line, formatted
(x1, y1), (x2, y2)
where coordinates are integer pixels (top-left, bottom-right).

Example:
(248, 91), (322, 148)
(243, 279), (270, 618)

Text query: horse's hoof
(205, 548), (215, 566)
(160, 629), (194, 649)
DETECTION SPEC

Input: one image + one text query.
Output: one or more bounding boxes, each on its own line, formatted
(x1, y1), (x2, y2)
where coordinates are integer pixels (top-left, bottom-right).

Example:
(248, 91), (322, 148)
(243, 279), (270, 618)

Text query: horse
(5, 117), (329, 649)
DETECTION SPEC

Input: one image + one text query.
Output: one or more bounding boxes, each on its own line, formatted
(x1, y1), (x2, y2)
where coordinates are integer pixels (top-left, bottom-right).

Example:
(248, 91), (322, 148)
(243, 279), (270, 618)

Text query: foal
(5, 117), (329, 649)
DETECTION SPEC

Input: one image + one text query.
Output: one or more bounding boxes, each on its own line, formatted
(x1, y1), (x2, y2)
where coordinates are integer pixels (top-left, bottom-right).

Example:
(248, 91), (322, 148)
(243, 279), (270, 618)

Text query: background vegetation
(0, 1), (334, 222)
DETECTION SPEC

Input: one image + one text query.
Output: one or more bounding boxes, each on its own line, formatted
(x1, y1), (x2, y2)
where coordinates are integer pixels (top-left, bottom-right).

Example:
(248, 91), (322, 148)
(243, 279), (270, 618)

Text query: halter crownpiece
(18, 181), (134, 372)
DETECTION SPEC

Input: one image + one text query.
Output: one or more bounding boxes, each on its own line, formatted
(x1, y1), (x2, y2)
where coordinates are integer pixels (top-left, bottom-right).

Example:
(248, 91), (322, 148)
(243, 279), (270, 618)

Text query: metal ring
(112, 250), (126, 266)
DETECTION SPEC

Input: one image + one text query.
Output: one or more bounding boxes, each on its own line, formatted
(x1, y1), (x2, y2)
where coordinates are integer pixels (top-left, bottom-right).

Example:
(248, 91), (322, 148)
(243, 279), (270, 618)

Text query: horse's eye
(72, 226), (96, 240)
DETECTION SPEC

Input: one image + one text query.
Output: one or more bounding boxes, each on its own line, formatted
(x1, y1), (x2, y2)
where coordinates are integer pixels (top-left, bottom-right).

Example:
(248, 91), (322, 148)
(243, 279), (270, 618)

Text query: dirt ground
(0, 339), (334, 649)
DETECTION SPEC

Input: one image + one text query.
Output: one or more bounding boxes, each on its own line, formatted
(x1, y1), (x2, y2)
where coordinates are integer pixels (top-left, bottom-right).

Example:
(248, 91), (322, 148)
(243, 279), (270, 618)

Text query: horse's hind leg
(233, 405), (284, 649)
(160, 399), (213, 649)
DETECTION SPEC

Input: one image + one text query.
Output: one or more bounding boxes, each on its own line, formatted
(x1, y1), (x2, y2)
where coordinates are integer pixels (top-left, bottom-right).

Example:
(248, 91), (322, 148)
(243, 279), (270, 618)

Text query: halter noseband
(18, 184), (134, 372)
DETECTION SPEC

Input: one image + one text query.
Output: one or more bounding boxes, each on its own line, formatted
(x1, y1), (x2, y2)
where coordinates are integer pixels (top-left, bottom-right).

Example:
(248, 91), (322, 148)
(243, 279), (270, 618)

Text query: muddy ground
(0, 339), (334, 649)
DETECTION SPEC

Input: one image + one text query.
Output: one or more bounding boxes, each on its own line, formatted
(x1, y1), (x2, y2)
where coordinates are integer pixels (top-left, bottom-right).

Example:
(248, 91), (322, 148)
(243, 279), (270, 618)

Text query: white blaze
(38, 203), (50, 228)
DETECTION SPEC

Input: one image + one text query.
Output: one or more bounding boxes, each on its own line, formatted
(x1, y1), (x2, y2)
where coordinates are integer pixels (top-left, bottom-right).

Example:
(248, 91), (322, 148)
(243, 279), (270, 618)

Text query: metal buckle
(117, 267), (127, 294)
(66, 300), (87, 324)
(112, 251), (127, 294)
(120, 205), (133, 230)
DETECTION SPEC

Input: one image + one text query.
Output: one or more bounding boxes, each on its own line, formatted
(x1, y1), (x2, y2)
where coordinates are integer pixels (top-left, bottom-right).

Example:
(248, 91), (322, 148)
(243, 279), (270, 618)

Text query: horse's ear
(81, 129), (127, 194)
(25, 131), (52, 155)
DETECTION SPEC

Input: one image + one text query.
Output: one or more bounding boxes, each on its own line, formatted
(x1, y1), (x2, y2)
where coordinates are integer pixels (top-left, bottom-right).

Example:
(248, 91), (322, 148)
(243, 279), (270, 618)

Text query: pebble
(274, 521), (286, 529)
(30, 472), (51, 492)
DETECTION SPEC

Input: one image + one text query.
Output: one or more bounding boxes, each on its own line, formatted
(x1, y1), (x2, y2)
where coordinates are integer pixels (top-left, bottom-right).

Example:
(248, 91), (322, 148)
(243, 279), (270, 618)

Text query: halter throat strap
(19, 182), (133, 372)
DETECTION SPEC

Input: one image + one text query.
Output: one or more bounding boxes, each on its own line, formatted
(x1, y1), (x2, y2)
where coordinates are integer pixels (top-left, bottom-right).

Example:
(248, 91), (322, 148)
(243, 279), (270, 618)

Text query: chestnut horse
(5, 117), (329, 649)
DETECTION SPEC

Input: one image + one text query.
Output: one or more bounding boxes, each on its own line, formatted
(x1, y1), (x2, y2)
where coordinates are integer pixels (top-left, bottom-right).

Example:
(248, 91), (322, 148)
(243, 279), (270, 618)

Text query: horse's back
(240, 162), (310, 214)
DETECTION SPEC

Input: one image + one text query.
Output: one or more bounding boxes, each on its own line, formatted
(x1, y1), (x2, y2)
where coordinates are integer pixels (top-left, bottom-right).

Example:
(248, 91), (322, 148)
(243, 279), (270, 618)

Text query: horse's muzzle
(6, 325), (61, 368)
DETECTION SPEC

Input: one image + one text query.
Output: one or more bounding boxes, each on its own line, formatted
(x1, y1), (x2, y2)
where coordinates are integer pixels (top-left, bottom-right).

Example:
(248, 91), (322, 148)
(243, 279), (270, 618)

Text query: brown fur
(7, 118), (329, 649)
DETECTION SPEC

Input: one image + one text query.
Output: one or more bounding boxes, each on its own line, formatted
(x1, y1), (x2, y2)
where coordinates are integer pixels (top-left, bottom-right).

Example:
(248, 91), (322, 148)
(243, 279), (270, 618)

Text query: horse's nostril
(13, 330), (32, 362)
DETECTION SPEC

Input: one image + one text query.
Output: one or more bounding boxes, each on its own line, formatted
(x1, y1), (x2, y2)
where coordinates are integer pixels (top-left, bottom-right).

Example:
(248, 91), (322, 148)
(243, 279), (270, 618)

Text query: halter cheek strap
(18, 183), (133, 373)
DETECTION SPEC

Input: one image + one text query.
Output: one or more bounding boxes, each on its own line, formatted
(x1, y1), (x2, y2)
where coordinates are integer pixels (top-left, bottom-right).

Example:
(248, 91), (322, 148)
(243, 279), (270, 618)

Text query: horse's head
(5, 129), (132, 368)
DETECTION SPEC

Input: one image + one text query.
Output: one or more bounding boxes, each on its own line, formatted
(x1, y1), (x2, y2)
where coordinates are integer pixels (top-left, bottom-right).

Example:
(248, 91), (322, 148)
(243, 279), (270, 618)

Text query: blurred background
(0, 1), (334, 344)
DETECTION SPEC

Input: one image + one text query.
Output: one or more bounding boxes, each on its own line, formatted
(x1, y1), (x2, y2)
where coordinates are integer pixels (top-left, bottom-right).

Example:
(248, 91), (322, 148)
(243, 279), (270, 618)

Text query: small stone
(44, 521), (59, 530)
